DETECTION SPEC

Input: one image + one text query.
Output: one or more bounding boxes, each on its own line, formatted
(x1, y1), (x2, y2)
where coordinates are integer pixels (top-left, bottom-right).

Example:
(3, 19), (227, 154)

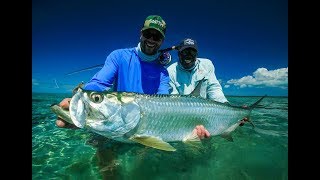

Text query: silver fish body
(63, 89), (264, 151)
(129, 94), (248, 140)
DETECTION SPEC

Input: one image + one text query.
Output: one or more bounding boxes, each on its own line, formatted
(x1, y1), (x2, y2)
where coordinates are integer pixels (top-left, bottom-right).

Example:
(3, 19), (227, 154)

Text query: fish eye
(90, 93), (104, 103)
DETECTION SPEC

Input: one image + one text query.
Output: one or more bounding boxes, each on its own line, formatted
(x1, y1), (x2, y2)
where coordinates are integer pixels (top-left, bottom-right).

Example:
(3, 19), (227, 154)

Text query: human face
(140, 29), (164, 55)
(178, 48), (198, 69)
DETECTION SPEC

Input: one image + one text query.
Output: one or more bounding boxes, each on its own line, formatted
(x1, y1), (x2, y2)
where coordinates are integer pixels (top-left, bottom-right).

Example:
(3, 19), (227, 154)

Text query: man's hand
(193, 125), (210, 139)
(55, 98), (78, 129)
(193, 116), (248, 140)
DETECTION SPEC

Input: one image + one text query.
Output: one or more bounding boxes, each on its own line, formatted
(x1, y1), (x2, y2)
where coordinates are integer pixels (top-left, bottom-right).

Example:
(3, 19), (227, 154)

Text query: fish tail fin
(241, 95), (266, 129)
(259, 101), (274, 109)
(248, 95), (267, 110)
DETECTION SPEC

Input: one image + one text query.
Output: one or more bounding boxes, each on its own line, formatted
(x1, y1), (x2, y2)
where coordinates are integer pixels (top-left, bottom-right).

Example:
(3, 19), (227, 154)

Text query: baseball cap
(178, 38), (198, 52)
(141, 15), (166, 38)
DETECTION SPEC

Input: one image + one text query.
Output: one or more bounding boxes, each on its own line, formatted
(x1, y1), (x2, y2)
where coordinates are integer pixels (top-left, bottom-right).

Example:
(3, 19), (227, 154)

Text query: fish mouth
(50, 103), (58, 107)
(69, 91), (86, 128)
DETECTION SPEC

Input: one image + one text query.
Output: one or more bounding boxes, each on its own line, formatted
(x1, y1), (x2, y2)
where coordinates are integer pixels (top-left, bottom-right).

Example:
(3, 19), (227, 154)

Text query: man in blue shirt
(55, 15), (210, 138)
(56, 15), (169, 127)
(84, 16), (170, 94)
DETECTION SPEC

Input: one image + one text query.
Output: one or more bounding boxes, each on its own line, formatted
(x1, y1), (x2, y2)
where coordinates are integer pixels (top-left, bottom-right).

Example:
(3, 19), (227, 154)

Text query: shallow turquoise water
(32, 93), (288, 180)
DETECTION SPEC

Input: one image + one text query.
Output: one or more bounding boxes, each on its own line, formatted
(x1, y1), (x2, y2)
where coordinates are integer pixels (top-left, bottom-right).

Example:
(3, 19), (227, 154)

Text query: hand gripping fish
(51, 81), (265, 152)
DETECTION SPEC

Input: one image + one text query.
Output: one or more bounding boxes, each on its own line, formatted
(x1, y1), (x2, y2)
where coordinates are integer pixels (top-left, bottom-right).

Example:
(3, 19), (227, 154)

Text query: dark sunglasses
(142, 30), (163, 41)
(179, 49), (197, 57)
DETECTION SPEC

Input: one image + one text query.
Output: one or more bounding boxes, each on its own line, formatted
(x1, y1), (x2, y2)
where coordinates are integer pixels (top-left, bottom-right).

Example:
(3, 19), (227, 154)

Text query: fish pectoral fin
(182, 131), (203, 148)
(220, 132), (234, 142)
(129, 135), (176, 152)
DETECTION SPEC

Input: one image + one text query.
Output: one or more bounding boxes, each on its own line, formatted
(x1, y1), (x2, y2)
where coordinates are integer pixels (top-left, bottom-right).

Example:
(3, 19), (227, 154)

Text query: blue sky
(32, 0), (288, 96)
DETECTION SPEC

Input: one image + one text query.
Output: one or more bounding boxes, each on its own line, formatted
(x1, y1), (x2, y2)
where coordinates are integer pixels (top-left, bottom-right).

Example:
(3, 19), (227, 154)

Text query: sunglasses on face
(179, 49), (197, 58)
(142, 30), (163, 41)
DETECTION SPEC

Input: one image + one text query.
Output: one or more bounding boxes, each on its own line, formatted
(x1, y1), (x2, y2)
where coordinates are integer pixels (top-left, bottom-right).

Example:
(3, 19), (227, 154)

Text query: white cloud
(226, 67), (288, 89)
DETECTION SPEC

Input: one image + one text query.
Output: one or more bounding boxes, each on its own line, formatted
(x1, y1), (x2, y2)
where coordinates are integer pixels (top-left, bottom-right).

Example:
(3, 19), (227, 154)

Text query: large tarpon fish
(51, 86), (265, 152)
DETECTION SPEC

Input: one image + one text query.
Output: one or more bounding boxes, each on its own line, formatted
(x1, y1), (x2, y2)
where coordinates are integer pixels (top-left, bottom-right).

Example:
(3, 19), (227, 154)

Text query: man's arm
(168, 80), (179, 94)
(157, 69), (171, 94)
(206, 61), (228, 103)
(84, 51), (119, 91)
(166, 65), (179, 94)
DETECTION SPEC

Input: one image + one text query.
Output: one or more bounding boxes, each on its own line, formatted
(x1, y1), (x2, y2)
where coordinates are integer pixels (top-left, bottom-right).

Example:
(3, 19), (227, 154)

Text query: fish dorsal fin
(129, 135), (176, 152)
(72, 82), (84, 95)
(190, 77), (206, 97)
(182, 130), (203, 148)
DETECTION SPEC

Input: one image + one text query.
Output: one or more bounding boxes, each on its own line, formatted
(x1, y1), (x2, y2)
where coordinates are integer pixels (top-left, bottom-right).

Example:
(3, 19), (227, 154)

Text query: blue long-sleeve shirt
(84, 47), (170, 94)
